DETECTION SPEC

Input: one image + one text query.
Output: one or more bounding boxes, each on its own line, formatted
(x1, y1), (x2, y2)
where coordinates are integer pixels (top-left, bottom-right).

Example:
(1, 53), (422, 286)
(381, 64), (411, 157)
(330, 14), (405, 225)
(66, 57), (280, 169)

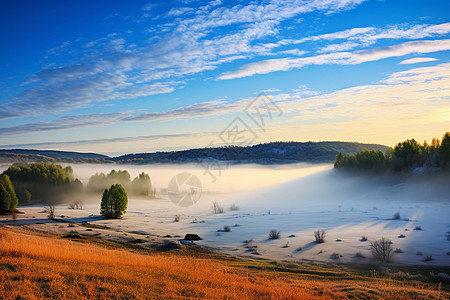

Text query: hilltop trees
(334, 132), (450, 172)
(100, 184), (128, 219)
(0, 174), (18, 210)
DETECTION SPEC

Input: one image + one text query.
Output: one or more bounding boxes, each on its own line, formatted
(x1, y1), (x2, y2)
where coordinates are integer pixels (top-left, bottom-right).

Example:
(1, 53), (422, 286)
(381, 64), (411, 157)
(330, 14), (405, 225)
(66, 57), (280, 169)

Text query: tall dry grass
(0, 226), (446, 299)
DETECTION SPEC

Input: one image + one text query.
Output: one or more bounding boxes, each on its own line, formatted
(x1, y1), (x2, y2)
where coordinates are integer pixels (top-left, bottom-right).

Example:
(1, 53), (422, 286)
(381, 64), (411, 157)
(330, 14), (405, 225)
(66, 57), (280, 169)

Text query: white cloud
(0, 0), (402, 120)
(278, 22), (450, 53)
(278, 49), (308, 56)
(319, 41), (360, 52)
(220, 39), (450, 79)
(167, 7), (194, 17)
(399, 57), (438, 64)
(351, 39), (450, 63)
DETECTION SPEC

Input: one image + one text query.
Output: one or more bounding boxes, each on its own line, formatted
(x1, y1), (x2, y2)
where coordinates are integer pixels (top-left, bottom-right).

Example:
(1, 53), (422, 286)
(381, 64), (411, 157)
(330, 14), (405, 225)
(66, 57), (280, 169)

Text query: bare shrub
(69, 199), (83, 210)
(360, 236), (368, 242)
(314, 230), (326, 243)
(223, 226), (231, 232)
(282, 242), (289, 248)
(229, 204), (240, 211)
(11, 210), (18, 222)
(212, 201), (224, 214)
(174, 215), (180, 222)
(269, 229), (281, 239)
(393, 212), (401, 220)
(394, 248), (403, 253)
(388, 271), (424, 281)
(370, 237), (393, 262)
(45, 204), (56, 220)
(355, 252), (366, 258)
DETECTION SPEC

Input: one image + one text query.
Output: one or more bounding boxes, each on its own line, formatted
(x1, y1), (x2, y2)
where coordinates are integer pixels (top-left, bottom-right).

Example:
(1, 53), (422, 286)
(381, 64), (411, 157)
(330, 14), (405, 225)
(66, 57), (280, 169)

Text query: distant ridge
(0, 149), (112, 164)
(0, 149), (109, 160)
(0, 141), (388, 165)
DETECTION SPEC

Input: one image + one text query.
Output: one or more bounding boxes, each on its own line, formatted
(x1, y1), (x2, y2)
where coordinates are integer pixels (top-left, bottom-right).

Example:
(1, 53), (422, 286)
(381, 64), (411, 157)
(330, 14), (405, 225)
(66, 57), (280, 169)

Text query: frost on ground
(1, 163), (449, 266)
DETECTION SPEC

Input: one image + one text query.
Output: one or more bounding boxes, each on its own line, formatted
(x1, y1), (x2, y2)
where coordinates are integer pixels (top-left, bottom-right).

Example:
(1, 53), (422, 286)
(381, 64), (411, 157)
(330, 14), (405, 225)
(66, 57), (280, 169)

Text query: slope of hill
(0, 226), (446, 299)
(0, 141), (388, 165)
(113, 141), (388, 164)
(0, 149), (109, 160)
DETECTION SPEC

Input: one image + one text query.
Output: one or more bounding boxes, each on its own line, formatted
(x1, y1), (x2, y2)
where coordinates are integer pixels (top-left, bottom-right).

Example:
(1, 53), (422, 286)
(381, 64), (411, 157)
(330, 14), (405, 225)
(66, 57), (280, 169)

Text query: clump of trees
(100, 184), (128, 219)
(335, 132), (450, 172)
(2, 163), (82, 204)
(87, 170), (153, 196)
(0, 174), (18, 210)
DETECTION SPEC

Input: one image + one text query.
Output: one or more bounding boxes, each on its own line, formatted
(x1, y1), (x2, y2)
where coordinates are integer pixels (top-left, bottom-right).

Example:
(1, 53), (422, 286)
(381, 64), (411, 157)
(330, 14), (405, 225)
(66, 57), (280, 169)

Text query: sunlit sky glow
(1, 0), (449, 155)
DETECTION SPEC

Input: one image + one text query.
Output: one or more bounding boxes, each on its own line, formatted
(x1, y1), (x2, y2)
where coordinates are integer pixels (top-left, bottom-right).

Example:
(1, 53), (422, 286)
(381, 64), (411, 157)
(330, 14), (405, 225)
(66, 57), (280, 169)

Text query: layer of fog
(66, 163), (330, 194)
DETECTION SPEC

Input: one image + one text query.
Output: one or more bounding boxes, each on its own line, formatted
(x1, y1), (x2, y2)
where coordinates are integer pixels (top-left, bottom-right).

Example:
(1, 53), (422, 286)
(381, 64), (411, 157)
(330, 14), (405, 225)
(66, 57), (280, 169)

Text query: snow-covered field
(2, 163), (449, 266)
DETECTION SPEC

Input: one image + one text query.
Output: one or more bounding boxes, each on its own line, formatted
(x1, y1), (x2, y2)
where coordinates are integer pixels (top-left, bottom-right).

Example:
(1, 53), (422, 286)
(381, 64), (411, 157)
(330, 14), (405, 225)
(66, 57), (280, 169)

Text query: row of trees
(87, 170), (153, 196)
(0, 175), (18, 210)
(2, 163), (82, 204)
(335, 132), (450, 171)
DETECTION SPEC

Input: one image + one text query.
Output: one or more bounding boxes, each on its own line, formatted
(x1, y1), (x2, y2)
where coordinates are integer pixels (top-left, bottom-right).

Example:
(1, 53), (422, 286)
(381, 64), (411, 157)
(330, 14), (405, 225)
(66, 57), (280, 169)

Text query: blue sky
(1, 0), (449, 155)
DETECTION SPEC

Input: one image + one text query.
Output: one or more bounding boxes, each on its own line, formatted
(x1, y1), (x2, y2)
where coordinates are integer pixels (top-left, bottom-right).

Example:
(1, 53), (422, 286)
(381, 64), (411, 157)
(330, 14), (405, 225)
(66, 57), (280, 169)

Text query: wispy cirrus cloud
(0, 112), (130, 136)
(279, 22), (450, 52)
(0, 132), (211, 150)
(1, 0), (367, 120)
(3, 62), (449, 142)
(219, 39), (450, 79)
(399, 57), (438, 64)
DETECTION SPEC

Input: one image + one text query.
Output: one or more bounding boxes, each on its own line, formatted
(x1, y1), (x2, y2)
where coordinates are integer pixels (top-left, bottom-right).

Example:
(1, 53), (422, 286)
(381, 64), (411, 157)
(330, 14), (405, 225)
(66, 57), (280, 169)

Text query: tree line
(2, 163), (82, 204)
(1, 163), (154, 209)
(334, 132), (450, 172)
(87, 170), (153, 196)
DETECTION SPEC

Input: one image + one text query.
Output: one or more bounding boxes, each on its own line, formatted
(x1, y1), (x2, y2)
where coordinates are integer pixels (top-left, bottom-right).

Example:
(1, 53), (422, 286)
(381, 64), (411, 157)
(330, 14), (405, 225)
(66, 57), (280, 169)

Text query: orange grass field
(0, 226), (448, 299)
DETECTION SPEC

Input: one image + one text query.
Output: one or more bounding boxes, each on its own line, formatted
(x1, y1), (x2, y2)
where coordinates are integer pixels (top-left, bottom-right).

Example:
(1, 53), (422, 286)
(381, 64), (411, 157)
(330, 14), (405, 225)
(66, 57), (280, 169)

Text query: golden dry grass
(0, 226), (447, 300)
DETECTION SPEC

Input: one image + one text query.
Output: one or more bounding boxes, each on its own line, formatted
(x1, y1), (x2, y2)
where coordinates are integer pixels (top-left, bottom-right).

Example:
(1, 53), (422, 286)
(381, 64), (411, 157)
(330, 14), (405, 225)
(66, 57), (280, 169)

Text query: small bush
(330, 253), (342, 259)
(416, 251), (423, 256)
(282, 242), (289, 248)
(212, 201), (224, 214)
(394, 248), (403, 253)
(370, 237), (393, 262)
(393, 212), (401, 220)
(360, 236), (368, 242)
(423, 255), (433, 262)
(414, 226), (422, 231)
(314, 230), (326, 243)
(398, 234), (406, 238)
(355, 252), (366, 258)
(174, 215), (180, 222)
(430, 271), (450, 284)
(229, 204), (240, 211)
(269, 229), (281, 239)
(388, 271), (424, 281)
(223, 226), (231, 232)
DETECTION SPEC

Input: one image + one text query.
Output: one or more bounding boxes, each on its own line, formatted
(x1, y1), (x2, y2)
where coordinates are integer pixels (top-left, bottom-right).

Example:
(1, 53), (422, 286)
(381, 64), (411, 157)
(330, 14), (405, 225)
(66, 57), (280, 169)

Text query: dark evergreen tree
(100, 184), (128, 218)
